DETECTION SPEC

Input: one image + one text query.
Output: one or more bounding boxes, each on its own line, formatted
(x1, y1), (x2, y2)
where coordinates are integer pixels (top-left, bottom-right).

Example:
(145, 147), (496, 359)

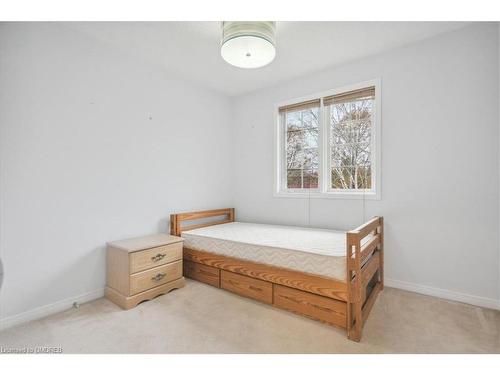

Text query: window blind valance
(278, 99), (320, 113)
(279, 86), (375, 113)
(323, 86), (375, 106)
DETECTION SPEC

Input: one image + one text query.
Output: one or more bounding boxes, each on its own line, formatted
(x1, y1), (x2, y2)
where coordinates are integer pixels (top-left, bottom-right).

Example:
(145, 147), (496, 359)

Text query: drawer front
(183, 260), (220, 287)
(221, 270), (273, 304)
(130, 260), (182, 295)
(130, 242), (182, 274)
(274, 285), (347, 328)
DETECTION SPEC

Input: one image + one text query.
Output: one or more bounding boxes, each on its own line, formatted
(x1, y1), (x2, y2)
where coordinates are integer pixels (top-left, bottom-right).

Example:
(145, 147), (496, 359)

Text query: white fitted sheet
(182, 222), (351, 280)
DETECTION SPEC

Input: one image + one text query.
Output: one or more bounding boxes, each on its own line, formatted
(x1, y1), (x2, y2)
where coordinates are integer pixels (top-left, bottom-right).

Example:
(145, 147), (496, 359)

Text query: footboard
(346, 216), (384, 341)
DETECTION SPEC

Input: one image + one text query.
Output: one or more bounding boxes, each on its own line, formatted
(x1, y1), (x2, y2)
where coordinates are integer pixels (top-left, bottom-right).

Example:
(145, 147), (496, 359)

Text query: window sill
(273, 191), (381, 200)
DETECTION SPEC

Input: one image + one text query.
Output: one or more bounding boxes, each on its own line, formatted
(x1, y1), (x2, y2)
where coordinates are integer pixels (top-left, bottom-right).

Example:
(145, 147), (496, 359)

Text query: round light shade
(221, 22), (276, 69)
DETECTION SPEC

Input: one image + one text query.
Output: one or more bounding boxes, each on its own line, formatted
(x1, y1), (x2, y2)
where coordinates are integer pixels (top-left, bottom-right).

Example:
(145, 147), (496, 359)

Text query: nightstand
(105, 234), (185, 309)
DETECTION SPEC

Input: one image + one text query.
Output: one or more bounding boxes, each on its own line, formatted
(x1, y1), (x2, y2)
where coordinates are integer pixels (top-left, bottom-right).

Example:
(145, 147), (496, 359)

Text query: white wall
(0, 23), (233, 322)
(232, 23), (500, 305)
(1, 22), (499, 327)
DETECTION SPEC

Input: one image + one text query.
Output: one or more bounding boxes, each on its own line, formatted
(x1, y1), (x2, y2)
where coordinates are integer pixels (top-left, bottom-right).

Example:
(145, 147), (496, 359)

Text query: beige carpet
(0, 279), (499, 353)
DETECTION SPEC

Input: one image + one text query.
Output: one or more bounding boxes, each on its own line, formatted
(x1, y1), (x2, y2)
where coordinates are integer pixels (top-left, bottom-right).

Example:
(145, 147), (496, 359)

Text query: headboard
(170, 208), (235, 236)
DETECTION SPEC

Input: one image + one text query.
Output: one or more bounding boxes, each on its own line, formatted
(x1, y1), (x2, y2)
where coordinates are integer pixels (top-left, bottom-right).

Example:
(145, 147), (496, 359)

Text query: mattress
(182, 221), (351, 280)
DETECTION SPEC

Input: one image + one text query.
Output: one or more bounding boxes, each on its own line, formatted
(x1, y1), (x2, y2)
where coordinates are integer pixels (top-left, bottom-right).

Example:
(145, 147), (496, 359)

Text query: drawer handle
(248, 285), (262, 292)
(151, 273), (166, 281)
(151, 253), (166, 262)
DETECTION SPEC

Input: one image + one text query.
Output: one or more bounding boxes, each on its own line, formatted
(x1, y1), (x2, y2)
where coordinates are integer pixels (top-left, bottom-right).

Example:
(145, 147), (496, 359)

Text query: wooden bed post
(346, 216), (384, 342)
(170, 214), (180, 236)
(346, 230), (362, 342)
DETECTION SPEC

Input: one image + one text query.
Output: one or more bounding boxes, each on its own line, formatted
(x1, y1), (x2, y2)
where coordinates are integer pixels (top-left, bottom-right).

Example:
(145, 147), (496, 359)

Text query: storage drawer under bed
(220, 270), (273, 304)
(273, 284), (347, 328)
(183, 260), (220, 287)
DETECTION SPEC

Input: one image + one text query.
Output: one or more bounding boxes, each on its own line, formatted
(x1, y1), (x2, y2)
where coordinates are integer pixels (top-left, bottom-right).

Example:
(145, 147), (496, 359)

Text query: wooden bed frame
(170, 208), (384, 342)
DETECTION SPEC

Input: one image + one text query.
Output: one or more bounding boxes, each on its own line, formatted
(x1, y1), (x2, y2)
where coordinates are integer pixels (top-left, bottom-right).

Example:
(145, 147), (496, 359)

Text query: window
(281, 100), (320, 189)
(275, 80), (380, 199)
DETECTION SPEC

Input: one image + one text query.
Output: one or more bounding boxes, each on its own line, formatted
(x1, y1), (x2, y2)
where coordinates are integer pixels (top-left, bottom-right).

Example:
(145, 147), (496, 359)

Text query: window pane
(331, 166), (371, 190)
(329, 94), (373, 190)
(285, 106), (319, 189)
(286, 107), (319, 130)
(287, 169), (319, 189)
(287, 145), (318, 170)
(303, 169), (319, 189)
(331, 143), (370, 168)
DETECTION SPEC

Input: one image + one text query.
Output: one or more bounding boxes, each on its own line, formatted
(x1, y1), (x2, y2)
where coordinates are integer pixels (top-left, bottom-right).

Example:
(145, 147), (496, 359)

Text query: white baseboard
(0, 288), (105, 331)
(385, 278), (500, 311)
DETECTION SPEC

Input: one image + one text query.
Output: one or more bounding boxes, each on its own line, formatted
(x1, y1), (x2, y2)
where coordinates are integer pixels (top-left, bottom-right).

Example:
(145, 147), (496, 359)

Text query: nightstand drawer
(130, 242), (182, 274)
(130, 260), (182, 295)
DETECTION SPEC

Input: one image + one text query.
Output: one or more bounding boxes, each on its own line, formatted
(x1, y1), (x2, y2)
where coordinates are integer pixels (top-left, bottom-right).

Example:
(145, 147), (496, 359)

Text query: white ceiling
(68, 22), (469, 96)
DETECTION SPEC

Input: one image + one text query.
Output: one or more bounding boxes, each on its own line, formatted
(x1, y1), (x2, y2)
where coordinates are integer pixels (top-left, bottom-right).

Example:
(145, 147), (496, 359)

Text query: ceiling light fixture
(221, 21), (276, 69)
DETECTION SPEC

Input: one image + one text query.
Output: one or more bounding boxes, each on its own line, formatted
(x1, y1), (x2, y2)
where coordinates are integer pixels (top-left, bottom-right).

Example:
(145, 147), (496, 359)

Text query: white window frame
(274, 78), (381, 200)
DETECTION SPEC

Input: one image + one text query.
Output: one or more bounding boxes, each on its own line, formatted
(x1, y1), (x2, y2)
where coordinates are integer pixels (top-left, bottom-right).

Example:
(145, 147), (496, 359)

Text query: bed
(171, 208), (384, 342)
